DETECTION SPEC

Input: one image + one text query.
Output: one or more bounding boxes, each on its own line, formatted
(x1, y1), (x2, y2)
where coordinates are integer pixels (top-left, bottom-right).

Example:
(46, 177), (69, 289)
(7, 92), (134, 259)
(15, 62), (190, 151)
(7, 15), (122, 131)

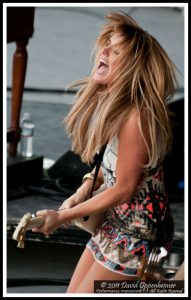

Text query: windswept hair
(64, 11), (178, 169)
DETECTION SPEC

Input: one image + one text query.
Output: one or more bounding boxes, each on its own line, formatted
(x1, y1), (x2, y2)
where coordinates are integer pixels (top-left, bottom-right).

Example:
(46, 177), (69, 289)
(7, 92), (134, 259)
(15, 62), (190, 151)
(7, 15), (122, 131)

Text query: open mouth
(98, 59), (108, 69)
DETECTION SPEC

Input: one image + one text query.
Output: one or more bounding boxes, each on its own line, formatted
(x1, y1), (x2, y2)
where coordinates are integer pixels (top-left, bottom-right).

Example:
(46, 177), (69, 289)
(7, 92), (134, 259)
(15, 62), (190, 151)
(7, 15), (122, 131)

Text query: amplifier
(7, 155), (43, 189)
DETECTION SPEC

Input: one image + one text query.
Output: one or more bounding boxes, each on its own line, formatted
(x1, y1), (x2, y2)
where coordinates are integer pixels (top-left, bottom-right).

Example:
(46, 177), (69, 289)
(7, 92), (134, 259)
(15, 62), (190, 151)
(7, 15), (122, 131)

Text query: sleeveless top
(86, 135), (174, 276)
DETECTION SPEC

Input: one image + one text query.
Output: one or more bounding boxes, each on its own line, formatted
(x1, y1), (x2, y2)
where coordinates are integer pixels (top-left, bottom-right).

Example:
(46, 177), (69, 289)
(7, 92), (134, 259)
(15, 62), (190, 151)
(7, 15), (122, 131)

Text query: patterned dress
(86, 135), (174, 276)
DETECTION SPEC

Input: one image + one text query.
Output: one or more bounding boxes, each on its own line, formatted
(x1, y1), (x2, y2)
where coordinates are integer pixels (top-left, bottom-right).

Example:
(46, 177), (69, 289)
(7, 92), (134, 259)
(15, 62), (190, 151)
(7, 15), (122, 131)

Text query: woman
(32, 12), (177, 293)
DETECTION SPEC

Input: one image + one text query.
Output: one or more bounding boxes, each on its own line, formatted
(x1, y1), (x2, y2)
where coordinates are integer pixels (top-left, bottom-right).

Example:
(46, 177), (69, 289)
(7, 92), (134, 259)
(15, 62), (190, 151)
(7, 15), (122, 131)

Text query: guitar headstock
(12, 213), (44, 248)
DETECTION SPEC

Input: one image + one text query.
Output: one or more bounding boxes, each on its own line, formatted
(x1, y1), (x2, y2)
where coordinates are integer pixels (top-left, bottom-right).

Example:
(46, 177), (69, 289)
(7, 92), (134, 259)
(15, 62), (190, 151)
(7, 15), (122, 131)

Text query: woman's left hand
(32, 209), (66, 235)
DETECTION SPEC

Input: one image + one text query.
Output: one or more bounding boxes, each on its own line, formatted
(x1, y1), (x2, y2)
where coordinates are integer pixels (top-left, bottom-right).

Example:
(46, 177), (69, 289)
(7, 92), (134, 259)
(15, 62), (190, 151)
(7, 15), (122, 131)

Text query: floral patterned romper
(86, 135), (174, 276)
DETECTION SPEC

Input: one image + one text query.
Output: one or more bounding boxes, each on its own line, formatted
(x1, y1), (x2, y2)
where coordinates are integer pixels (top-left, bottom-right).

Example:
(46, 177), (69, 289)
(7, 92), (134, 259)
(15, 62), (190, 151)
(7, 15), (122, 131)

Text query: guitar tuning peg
(17, 235), (25, 248)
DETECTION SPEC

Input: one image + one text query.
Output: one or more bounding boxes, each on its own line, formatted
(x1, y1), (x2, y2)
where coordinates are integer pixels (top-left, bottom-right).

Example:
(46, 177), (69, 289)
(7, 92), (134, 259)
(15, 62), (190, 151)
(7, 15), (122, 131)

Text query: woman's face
(93, 33), (124, 85)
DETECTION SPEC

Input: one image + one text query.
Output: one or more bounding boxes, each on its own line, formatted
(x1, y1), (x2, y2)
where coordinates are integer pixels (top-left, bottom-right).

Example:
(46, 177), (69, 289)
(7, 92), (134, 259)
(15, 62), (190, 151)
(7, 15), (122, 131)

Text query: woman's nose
(102, 47), (110, 57)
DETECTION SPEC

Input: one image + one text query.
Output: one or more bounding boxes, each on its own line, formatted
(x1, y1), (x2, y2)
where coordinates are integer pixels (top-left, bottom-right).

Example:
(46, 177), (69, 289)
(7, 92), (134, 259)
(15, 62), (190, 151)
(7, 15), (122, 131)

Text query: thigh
(66, 247), (95, 293)
(75, 259), (138, 293)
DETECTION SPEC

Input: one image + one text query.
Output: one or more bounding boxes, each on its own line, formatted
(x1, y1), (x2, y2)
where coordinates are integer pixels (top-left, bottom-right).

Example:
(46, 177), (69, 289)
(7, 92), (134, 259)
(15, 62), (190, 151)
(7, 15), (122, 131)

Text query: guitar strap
(83, 144), (107, 221)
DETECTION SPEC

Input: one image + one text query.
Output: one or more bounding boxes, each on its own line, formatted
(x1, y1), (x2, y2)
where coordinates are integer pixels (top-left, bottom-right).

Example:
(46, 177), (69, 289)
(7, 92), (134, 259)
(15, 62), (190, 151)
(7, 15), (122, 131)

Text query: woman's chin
(93, 73), (108, 85)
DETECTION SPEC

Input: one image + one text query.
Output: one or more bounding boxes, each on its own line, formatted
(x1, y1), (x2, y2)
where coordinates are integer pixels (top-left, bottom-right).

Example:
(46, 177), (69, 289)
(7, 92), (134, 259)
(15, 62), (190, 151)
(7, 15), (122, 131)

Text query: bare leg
(66, 247), (95, 293)
(75, 258), (138, 293)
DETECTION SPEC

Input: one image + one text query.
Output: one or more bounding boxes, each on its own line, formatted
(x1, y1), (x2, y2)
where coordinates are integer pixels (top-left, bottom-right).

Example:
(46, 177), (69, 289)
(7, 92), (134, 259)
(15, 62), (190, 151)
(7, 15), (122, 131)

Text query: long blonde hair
(64, 11), (178, 169)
